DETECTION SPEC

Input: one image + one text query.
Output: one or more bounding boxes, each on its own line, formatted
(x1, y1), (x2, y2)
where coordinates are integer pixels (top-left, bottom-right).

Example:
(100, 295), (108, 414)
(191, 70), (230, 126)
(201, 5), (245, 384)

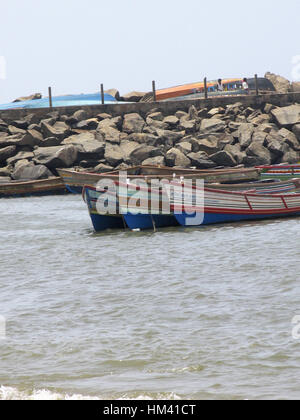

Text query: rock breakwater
(0, 102), (299, 182)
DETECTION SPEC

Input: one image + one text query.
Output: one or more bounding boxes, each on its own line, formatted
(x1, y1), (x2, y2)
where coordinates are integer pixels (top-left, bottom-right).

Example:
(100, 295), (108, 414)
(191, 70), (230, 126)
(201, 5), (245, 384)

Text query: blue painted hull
(174, 211), (300, 227)
(90, 213), (124, 231)
(123, 213), (178, 230)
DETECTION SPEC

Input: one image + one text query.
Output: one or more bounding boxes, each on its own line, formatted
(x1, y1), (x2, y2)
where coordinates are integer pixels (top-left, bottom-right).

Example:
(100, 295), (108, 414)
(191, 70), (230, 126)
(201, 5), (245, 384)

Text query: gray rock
(142, 156), (166, 166)
(122, 113), (145, 134)
(41, 121), (70, 140)
(192, 138), (219, 155)
(121, 91), (146, 102)
(76, 118), (99, 130)
(7, 150), (34, 166)
(73, 110), (89, 122)
(0, 176), (11, 183)
(271, 104), (300, 127)
(238, 123), (255, 149)
(104, 144), (123, 167)
(246, 142), (272, 165)
(282, 147), (300, 163)
(210, 151), (237, 167)
(41, 137), (62, 147)
(8, 125), (26, 136)
(165, 148), (191, 168)
(129, 145), (161, 165)
(176, 142), (192, 155)
(126, 133), (158, 146)
(163, 115), (179, 127)
(265, 72), (290, 93)
(147, 112), (163, 121)
(0, 146), (17, 163)
(13, 93), (42, 103)
(200, 119), (226, 134)
(97, 119), (121, 144)
(146, 117), (168, 131)
(104, 89), (121, 101)
(293, 124), (300, 141)
(265, 134), (285, 157)
(34, 145), (78, 168)
(188, 105), (198, 120)
(119, 141), (140, 162)
(94, 163), (114, 173)
(278, 128), (300, 150)
(187, 152), (216, 169)
(179, 119), (197, 134)
(12, 163), (52, 181)
(224, 144), (246, 165)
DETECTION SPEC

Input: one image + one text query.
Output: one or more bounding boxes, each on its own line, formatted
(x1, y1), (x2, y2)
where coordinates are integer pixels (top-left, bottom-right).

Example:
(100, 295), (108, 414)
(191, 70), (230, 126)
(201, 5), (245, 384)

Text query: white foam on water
(0, 386), (181, 401)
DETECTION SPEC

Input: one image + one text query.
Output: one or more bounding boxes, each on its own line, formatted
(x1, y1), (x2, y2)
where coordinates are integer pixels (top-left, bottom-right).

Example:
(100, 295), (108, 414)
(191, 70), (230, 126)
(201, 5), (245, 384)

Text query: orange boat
(155, 78), (243, 101)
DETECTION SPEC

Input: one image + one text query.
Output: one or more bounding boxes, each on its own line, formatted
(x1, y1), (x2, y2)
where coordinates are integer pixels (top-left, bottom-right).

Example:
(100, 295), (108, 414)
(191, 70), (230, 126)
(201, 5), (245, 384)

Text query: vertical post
(48, 87), (53, 108)
(101, 84), (105, 104)
(255, 74), (259, 96)
(204, 77), (208, 99)
(152, 80), (156, 102)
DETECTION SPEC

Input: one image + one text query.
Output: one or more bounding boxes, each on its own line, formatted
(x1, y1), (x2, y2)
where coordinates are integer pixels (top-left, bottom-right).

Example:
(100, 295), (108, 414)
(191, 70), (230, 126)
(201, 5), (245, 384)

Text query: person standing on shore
(217, 79), (224, 92)
(242, 78), (249, 94)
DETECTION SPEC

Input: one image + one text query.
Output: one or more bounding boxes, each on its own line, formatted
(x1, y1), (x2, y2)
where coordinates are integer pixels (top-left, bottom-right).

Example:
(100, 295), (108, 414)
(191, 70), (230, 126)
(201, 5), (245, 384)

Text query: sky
(0, 0), (299, 103)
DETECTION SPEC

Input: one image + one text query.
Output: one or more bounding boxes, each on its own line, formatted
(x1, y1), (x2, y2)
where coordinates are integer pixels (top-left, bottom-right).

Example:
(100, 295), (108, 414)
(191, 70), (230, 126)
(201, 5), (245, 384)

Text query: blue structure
(0, 92), (117, 110)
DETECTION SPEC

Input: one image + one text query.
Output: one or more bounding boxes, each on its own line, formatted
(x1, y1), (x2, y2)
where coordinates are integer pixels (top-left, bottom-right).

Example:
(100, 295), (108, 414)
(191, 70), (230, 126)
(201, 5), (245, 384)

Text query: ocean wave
(0, 386), (182, 401)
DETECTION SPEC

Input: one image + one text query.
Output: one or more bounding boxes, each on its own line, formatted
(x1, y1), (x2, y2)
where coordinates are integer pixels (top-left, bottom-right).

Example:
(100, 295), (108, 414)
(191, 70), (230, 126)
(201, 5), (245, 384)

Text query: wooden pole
(101, 84), (105, 104)
(152, 80), (156, 102)
(255, 74), (259, 96)
(48, 87), (53, 108)
(204, 77), (208, 99)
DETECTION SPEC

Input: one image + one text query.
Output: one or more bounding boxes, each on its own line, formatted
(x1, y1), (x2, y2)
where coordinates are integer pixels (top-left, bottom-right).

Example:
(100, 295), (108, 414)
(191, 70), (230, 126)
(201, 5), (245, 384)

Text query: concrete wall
(1, 92), (300, 121)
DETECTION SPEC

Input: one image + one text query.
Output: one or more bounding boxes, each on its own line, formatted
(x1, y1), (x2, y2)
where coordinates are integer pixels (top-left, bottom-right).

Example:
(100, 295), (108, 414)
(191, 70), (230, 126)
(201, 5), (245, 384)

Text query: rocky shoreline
(0, 101), (299, 183)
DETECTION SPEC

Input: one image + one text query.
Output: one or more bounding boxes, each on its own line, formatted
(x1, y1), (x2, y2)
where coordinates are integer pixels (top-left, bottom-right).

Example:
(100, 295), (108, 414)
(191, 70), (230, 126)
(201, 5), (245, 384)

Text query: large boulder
(277, 128), (300, 150)
(105, 88), (121, 101)
(0, 145), (16, 163)
(12, 163), (52, 180)
(282, 146), (300, 163)
(165, 148), (191, 168)
(121, 91), (147, 102)
(265, 134), (285, 157)
(104, 144), (123, 167)
(126, 133), (158, 146)
(291, 82), (300, 93)
(129, 145), (161, 165)
(271, 104), (300, 127)
(192, 137), (219, 155)
(210, 151), (237, 167)
(142, 156), (166, 166)
(119, 141), (140, 162)
(293, 124), (300, 141)
(238, 123), (255, 149)
(264, 72), (290, 93)
(33, 145), (78, 168)
(13, 93), (42, 103)
(7, 150), (34, 166)
(41, 121), (70, 140)
(96, 119), (121, 144)
(122, 113), (145, 134)
(187, 152), (216, 169)
(246, 142), (272, 165)
(200, 119), (226, 134)
(224, 144), (246, 165)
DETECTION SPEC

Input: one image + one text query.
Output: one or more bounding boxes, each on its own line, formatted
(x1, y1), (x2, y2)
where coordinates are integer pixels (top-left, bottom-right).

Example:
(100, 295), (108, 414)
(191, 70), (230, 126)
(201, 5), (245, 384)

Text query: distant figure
(242, 78), (249, 94)
(217, 79), (224, 92)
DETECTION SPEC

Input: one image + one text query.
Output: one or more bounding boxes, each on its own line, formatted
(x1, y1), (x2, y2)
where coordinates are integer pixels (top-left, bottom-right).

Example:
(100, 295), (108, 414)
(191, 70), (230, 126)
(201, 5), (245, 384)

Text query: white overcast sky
(0, 0), (299, 103)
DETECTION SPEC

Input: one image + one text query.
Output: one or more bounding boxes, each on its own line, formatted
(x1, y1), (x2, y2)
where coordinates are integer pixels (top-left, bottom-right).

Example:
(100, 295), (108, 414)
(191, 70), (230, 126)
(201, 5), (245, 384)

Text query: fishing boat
(58, 166), (261, 194)
(0, 177), (67, 198)
(170, 185), (300, 227)
(258, 164), (300, 180)
(141, 77), (275, 102)
(83, 178), (300, 232)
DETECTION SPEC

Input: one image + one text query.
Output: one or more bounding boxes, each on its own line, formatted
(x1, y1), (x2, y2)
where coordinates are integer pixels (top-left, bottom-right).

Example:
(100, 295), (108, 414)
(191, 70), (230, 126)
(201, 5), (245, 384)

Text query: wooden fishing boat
(170, 185), (300, 227)
(258, 164), (300, 180)
(59, 166), (261, 194)
(83, 177), (300, 231)
(0, 177), (67, 198)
